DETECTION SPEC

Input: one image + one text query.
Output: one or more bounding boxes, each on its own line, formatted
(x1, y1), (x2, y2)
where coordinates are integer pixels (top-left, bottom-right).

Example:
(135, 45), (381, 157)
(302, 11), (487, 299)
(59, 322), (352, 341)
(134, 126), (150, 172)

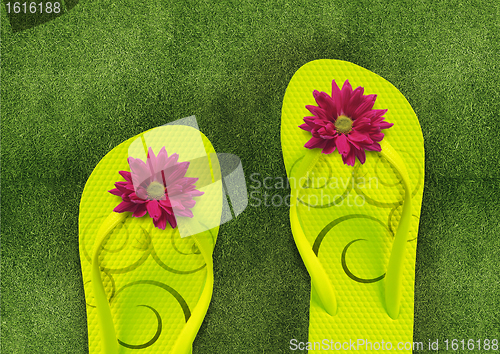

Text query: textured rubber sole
(79, 126), (221, 353)
(281, 60), (424, 353)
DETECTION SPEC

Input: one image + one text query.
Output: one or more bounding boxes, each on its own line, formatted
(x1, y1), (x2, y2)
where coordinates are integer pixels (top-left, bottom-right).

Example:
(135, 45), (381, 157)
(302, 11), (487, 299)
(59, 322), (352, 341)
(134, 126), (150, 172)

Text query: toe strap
(291, 143), (413, 319)
(92, 213), (216, 354)
(91, 212), (127, 354)
(170, 227), (215, 354)
(290, 149), (337, 316)
(379, 140), (413, 320)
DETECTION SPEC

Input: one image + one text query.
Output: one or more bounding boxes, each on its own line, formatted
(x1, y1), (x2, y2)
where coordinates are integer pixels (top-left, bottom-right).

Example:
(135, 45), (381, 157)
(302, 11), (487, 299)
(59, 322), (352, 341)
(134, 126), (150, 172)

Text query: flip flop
(79, 123), (222, 354)
(281, 60), (424, 352)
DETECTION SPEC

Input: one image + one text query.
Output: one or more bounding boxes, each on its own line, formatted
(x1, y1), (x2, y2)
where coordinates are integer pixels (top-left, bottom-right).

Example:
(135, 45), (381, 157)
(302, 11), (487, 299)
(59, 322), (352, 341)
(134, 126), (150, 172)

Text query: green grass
(2, 0), (500, 352)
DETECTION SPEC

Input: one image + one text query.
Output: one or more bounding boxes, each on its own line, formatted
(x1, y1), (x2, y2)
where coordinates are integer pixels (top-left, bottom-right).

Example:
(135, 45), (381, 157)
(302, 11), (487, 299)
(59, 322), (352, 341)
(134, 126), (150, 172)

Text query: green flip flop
(79, 123), (222, 354)
(281, 60), (424, 352)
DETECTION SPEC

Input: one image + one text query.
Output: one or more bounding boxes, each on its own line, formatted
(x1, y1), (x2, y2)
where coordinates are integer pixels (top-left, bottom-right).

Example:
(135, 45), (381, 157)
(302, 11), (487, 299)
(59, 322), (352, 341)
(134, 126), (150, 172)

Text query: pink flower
(109, 147), (204, 230)
(299, 80), (394, 166)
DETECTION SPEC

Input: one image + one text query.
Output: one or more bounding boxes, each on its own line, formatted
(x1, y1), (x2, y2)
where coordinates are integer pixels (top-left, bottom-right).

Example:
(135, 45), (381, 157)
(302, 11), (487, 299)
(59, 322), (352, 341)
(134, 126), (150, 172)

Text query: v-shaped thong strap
(91, 213), (215, 354)
(290, 139), (412, 319)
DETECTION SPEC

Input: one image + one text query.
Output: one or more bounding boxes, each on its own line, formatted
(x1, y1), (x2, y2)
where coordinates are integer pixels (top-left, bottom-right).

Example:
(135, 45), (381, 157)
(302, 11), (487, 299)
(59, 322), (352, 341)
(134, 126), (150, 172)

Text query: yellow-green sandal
(281, 60), (424, 352)
(79, 124), (222, 354)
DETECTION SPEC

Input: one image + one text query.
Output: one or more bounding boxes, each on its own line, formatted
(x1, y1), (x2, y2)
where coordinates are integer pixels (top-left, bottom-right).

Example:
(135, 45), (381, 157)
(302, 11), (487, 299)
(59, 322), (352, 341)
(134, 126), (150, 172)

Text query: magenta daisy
(299, 79), (394, 166)
(109, 147), (204, 230)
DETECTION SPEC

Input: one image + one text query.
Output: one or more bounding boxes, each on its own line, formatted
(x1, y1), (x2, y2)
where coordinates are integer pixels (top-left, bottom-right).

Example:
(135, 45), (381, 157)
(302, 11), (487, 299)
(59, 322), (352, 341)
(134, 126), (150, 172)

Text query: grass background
(2, 0), (500, 352)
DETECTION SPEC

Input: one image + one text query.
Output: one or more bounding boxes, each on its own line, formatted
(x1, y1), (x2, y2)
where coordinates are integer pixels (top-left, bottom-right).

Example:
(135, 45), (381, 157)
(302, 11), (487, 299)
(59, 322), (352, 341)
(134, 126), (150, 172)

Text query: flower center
(335, 115), (353, 134)
(146, 181), (165, 200)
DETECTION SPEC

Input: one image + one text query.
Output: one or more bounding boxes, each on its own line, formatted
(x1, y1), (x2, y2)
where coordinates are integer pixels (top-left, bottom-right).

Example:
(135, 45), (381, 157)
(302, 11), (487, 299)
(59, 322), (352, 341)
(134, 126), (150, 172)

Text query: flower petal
(132, 205), (148, 217)
(114, 201), (137, 213)
(340, 80), (353, 112)
(299, 123), (313, 132)
(304, 137), (327, 149)
(146, 200), (162, 219)
(331, 80), (343, 113)
(344, 86), (364, 118)
(119, 171), (133, 182)
(159, 199), (172, 208)
(190, 190), (204, 197)
(166, 213), (177, 229)
(351, 94), (376, 120)
(313, 90), (337, 118)
(164, 153), (180, 169)
(154, 147), (169, 173)
(164, 161), (189, 185)
(355, 148), (366, 164)
(322, 140), (337, 154)
(379, 121), (394, 129)
(342, 149), (356, 166)
(365, 142), (382, 152)
(153, 213), (168, 230)
(129, 192), (147, 203)
(318, 126), (335, 139)
(115, 181), (132, 194)
(336, 133), (350, 156)
(108, 188), (123, 197)
(305, 105), (329, 122)
(371, 132), (384, 142)
(348, 131), (373, 144)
